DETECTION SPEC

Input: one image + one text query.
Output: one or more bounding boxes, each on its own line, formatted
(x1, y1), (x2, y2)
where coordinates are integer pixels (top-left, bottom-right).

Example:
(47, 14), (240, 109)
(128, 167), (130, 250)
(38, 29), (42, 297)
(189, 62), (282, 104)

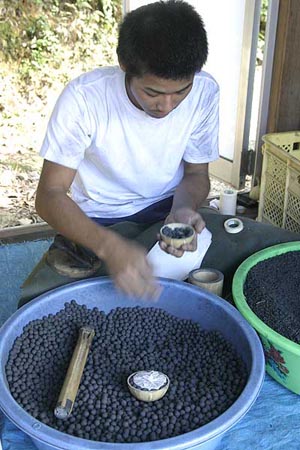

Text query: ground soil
(1, 66), (70, 228)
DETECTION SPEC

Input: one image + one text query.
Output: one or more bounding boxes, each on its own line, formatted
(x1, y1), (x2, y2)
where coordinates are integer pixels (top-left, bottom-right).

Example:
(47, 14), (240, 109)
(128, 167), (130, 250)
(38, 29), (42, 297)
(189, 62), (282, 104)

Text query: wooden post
(254, 0), (300, 184)
(267, 0), (300, 132)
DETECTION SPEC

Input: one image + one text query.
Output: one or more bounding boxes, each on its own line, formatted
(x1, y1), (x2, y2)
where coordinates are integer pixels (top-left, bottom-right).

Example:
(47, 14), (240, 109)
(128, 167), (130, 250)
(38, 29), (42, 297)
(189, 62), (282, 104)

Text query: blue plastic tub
(0, 277), (264, 450)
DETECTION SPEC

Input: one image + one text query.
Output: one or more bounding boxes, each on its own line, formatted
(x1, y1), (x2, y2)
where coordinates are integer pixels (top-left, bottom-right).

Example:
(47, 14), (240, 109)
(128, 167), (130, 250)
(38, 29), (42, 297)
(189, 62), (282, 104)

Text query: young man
(19, 0), (220, 306)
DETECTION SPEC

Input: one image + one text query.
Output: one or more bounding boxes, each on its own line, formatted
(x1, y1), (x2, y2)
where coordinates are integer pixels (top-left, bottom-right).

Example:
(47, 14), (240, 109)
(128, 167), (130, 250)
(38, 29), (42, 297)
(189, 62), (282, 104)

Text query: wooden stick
(54, 326), (95, 420)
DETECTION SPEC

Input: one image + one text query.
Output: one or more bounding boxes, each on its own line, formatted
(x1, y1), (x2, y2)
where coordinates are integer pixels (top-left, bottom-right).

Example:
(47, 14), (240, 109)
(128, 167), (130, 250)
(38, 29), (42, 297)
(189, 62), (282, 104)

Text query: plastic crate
(257, 131), (300, 233)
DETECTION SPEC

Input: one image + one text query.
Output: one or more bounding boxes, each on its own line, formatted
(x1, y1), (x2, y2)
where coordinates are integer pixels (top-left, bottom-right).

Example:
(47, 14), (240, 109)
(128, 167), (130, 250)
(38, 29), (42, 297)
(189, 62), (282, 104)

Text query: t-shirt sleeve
(40, 83), (92, 170)
(183, 82), (220, 164)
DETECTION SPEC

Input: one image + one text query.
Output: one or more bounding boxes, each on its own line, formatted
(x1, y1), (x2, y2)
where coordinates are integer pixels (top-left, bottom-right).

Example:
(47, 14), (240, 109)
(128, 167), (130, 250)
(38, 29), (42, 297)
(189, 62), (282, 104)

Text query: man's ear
(118, 58), (126, 72)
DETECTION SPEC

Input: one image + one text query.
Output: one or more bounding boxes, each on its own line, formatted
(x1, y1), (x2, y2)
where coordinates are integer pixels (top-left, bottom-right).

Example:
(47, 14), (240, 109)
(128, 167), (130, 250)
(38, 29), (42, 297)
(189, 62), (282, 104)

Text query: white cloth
(147, 227), (212, 281)
(40, 66), (219, 218)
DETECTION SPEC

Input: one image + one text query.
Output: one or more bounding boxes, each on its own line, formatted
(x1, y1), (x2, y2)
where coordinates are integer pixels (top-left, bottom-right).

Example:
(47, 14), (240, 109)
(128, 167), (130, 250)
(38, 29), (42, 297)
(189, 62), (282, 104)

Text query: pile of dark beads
(244, 251), (300, 343)
(6, 301), (247, 443)
(162, 226), (193, 239)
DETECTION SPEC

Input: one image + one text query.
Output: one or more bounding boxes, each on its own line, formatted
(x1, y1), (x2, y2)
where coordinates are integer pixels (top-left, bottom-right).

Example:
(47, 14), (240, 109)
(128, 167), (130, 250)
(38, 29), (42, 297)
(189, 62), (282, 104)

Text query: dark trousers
(19, 221), (164, 308)
(19, 209), (300, 308)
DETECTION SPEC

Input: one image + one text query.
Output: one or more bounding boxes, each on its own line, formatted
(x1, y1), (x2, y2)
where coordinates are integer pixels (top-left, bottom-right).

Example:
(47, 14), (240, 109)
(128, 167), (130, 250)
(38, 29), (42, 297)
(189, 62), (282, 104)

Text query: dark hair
(117, 0), (208, 79)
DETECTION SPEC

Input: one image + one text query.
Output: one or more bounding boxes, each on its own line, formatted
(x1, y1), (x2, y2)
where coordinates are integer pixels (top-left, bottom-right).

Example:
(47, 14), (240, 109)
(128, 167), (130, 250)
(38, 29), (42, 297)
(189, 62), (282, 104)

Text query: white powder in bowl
(132, 371), (168, 391)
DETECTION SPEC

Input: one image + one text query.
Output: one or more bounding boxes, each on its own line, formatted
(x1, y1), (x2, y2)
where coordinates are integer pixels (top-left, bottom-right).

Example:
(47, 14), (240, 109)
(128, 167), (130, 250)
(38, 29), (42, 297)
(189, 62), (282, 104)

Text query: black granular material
(162, 226), (193, 239)
(6, 302), (247, 443)
(244, 251), (300, 344)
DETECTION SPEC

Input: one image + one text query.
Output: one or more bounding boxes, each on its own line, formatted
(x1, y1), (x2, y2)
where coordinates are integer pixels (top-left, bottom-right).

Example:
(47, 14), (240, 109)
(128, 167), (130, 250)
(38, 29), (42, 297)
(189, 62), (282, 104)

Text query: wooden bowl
(127, 371), (170, 402)
(160, 223), (195, 249)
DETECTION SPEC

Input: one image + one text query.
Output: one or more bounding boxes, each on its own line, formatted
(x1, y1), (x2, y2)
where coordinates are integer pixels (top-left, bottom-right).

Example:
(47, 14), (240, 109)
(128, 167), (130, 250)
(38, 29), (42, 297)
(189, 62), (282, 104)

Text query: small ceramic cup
(127, 371), (170, 402)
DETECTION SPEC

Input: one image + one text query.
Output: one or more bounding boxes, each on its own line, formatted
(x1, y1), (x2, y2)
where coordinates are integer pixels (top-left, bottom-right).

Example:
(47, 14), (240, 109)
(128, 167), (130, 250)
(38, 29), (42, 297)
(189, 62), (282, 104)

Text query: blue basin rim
(0, 277), (265, 450)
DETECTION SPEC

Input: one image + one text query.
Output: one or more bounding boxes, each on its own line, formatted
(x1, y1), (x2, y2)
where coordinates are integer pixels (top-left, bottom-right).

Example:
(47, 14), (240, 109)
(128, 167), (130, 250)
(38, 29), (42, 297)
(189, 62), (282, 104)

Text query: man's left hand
(158, 207), (205, 257)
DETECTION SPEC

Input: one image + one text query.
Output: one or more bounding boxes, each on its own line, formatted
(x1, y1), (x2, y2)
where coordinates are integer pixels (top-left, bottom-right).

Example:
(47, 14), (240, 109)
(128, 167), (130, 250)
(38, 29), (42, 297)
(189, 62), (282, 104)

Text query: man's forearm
(36, 190), (116, 259)
(171, 172), (210, 213)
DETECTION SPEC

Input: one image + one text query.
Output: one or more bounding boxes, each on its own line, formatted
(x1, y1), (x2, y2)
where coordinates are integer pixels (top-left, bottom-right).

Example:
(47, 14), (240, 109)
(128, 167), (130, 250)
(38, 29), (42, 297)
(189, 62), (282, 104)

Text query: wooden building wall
(267, 0), (300, 132)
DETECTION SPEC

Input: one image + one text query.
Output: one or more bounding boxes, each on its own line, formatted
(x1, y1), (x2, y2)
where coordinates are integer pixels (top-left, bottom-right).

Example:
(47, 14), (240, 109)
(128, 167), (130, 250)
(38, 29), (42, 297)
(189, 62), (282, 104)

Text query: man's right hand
(100, 233), (161, 301)
(36, 160), (161, 301)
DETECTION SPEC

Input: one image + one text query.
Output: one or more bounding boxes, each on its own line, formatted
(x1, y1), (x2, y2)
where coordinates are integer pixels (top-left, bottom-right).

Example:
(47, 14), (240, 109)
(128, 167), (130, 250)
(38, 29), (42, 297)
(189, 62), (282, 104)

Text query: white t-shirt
(40, 66), (219, 218)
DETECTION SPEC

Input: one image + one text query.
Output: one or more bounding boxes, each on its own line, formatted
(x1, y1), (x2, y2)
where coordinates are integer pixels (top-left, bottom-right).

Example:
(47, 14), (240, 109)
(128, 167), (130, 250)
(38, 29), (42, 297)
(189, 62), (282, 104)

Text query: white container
(219, 189), (237, 215)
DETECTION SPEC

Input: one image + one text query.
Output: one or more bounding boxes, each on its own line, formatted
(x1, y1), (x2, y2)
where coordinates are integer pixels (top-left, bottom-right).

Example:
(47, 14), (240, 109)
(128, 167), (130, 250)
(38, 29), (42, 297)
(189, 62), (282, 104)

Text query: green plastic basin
(232, 241), (300, 395)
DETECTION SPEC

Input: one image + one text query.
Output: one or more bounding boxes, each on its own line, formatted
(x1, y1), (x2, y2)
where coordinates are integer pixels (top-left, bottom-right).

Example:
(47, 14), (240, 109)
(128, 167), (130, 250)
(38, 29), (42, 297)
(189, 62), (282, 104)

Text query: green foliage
(259, 0), (268, 41)
(0, 20), (21, 60)
(257, 0), (269, 65)
(0, 0), (122, 85)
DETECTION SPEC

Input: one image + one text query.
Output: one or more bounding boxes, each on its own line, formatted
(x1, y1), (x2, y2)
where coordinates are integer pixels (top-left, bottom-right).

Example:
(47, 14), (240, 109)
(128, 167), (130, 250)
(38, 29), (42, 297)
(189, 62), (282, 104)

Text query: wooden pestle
(54, 326), (95, 420)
